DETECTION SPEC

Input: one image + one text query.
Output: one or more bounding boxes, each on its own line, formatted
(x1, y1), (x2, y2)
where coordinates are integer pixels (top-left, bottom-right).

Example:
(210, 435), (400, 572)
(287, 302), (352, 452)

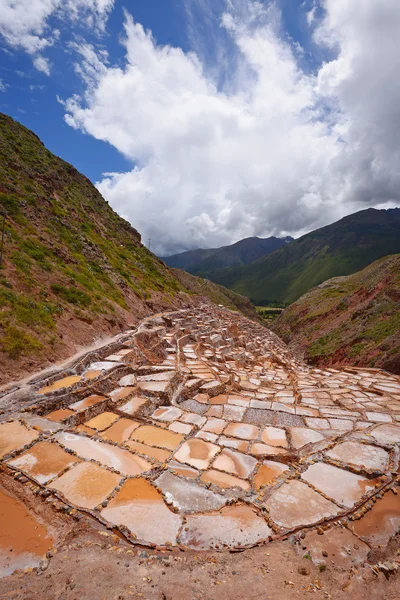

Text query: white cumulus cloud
(33, 55), (51, 75)
(0, 0), (114, 67)
(60, 0), (400, 254)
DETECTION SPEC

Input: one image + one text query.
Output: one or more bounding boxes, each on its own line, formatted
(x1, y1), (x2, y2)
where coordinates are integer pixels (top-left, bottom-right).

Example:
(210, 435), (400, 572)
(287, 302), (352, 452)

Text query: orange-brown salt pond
(0, 488), (53, 576)
(351, 490), (400, 546)
(37, 375), (82, 395)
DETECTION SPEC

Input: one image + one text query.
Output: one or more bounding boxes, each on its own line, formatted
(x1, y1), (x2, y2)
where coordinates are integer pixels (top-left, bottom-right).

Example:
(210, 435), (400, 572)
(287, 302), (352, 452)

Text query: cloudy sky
(1, 0), (399, 255)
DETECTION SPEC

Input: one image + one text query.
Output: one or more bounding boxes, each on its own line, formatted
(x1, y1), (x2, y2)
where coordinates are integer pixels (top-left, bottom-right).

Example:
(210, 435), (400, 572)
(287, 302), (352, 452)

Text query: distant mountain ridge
(213, 208), (400, 304)
(161, 235), (293, 275)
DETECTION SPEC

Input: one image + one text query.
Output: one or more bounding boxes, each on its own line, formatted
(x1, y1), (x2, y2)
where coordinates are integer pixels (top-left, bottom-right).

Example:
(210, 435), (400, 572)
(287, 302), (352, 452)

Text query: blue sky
(0, 1), (399, 254)
(0, 0), (193, 182)
(0, 0), (320, 183)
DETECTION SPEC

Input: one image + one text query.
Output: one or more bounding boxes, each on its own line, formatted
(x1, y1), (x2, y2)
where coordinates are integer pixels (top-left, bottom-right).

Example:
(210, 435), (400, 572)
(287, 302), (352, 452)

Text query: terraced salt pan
(131, 426), (184, 451)
(118, 374), (137, 387)
(173, 438), (219, 470)
(119, 396), (148, 416)
(8, 441), (78, 484)
(109, 387), (136, 403)
(83, 361), (121, 375)
(351, 491), (400, 546)
(101, 478), (181, 546)
(55, 432), (151, 476)
(16, 414), (62, 433)
(46, 409), (74, 422)
(224, 422), (259, 440)
(83, 370), (102, 380)
(49, 462), (121, 510)
(261, 426), (288, 448)
(370, 423), (400, 445)
(325, 441), (389, 472)
(222, 405), (246, 421)
(85, 412), (119, 431)
(301, 462), (376, 508)
(169, 421), (193, 435)
(0, 488), (54, 577)
(202, 418), (225, 434)
(208, 395), (228, 405)
(69, 395), (106, 411)
(137, 381), (169, 395)
(0, 421), (39, 459)
(138, 372), (175, 382)
(125, 441), (171, 462)
(37, 375), (82, 395)
(265, 480), (340, 530)
(168, 460), (199, 479)
(178, 505), (272, 550)
(218, 436), (249, 452)
(3, 303), (400, 552)
(250, 443), (287, 457)
(289, 427), (325, 449)
(253, 461), (290, 490)
(156, 472), (227, 513)
(201, 469), (250, 490)
(212, 448), (257, 479)
(152, 406), (182, 422)
(100, 418), (140, 443)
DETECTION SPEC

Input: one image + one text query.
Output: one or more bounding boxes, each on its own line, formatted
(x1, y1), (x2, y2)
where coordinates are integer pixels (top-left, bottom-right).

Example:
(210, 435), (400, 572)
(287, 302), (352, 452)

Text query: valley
(179, 208), (400, 306)
(1, 304), (399, 599)
(1, 1), (399, 598)
(0, 115), (399, 599)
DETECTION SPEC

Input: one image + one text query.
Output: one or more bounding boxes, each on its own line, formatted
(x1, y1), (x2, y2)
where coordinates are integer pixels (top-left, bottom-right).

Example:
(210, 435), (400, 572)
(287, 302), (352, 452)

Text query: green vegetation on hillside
(255, 306), (283, 325)
(0, 118), (161, 362)
(273, 254), (400, 374)
(212, 208), (400, 304)
(0, 113), (256, 376)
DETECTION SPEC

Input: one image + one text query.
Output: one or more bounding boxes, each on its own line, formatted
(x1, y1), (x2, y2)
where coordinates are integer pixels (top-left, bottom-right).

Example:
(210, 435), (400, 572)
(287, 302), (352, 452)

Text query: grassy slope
(273, 255), (400, 374)
(214, 208), (400, 304)
(0, 113), (256, 382)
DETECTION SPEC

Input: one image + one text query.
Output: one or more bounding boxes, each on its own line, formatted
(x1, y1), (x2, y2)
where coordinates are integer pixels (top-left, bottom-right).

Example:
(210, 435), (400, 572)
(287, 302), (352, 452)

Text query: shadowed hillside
(162, 235), (292, 277)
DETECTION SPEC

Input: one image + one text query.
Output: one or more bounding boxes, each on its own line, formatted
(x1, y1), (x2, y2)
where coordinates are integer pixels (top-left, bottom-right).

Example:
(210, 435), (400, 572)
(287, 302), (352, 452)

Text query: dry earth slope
(0, 113), (256, 385)
(273, 254), (400, 374)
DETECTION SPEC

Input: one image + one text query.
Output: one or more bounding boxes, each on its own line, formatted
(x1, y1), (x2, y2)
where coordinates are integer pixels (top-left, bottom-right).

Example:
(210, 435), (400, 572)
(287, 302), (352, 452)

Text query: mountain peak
(162, 235), (293, 273)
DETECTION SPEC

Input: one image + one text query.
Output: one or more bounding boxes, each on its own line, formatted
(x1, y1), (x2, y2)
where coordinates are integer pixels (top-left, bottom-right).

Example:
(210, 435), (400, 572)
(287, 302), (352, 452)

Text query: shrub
(0, 325), (43, 359)
(50, 283), (91, 307)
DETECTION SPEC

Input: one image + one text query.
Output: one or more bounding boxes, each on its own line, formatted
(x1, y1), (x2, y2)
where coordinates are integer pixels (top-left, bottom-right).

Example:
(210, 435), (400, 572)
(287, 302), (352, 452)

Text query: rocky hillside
(214, 208), (400, 305)
(0, 113), (255, 385)
(162, 235), (292, 275)
(273, 254), (400, 374)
